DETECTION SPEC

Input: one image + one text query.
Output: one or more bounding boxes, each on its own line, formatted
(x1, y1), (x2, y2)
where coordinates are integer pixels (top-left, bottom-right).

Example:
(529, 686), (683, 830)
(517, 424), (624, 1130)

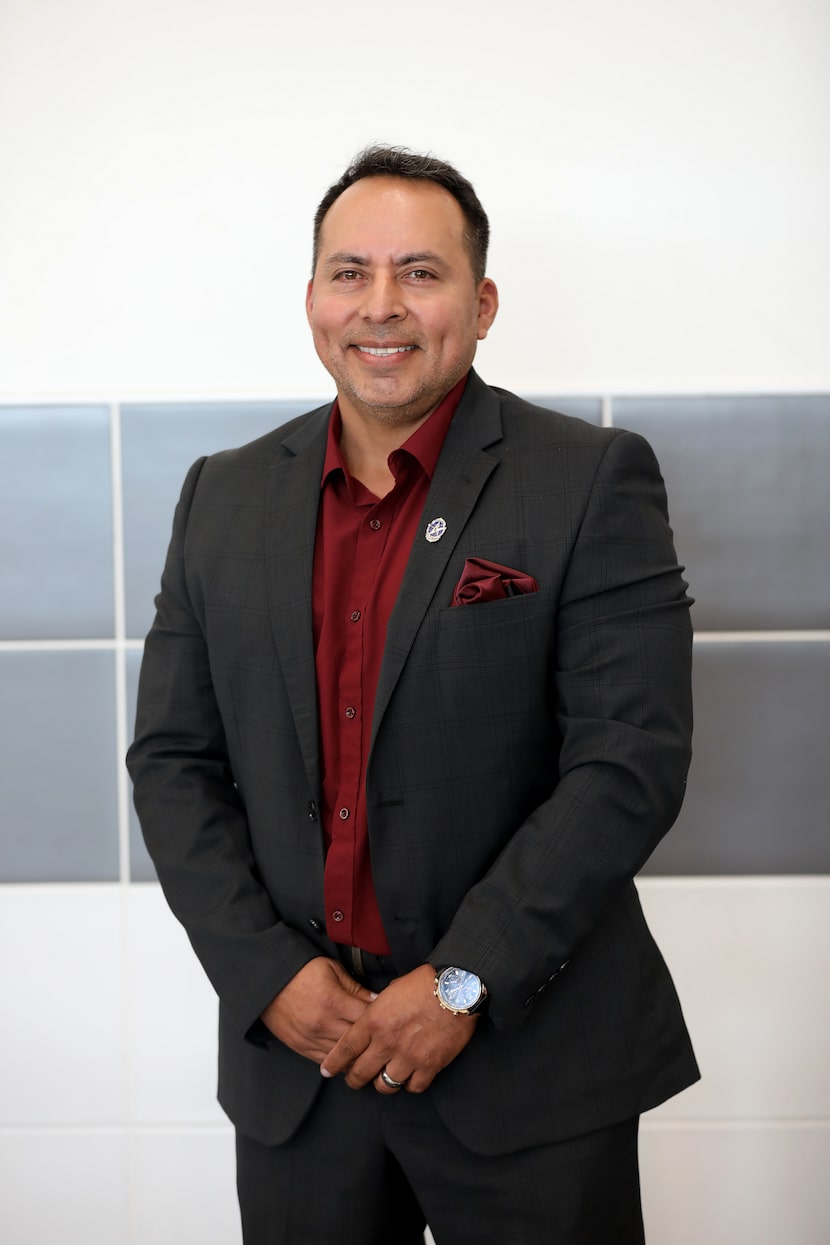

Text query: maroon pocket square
(451, 557), (540, 607)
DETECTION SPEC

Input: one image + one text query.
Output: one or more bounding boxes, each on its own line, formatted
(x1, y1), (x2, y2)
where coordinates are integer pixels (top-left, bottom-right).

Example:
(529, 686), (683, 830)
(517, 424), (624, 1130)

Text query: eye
(406, 269), (434, 281)
(334, 269), (363, 282)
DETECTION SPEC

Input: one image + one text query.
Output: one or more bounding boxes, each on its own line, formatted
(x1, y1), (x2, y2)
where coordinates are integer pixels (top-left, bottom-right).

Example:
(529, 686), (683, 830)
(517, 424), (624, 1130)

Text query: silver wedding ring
(380, 1067), (407, 1090)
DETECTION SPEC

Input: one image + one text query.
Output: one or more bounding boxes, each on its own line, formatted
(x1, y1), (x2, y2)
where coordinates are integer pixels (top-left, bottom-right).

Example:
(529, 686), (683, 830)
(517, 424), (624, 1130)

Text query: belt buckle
(349, 945), (366, 977)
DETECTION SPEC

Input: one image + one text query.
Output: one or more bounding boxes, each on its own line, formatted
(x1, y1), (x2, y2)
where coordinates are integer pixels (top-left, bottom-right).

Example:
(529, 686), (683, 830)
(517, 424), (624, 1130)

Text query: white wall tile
(0, 1131), (128, 1245)
(131, 1129), (240, 1244)
(126, 885), (226, 1124)
(641, 1123), (830, 1245)
(638, 878), (830, 1121)
(2, 876), (829, 1244)
(0, 885), (126, 1125)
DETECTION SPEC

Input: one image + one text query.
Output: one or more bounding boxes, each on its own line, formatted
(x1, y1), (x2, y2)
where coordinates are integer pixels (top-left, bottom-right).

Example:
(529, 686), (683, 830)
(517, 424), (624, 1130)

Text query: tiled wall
(2, 393), (829, 1243)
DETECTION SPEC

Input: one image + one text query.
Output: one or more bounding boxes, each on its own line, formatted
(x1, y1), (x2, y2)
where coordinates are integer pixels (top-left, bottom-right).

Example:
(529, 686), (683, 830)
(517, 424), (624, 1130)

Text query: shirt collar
(320, 373), (469, 491)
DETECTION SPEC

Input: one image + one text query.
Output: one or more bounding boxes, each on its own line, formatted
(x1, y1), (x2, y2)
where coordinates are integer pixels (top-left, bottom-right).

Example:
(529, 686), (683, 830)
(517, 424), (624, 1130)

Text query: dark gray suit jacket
(127, 370), (699, 1154)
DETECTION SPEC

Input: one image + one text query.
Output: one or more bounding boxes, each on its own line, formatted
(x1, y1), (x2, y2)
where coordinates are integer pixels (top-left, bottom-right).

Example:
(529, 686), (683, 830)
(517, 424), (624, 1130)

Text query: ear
(476, 278), (499, 340)
(305, 278), (315, 325)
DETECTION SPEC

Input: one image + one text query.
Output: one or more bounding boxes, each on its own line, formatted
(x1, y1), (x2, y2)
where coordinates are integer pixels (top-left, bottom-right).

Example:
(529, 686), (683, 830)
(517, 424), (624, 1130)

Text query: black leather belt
(336, 944), (395, 978)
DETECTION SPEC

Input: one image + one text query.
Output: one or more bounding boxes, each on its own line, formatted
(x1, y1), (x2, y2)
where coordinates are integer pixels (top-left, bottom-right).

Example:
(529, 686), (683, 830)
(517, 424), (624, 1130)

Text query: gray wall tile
(643, 641), (830, 875)
(0, 406), (114, 639)
(0, 650), (119, 881)
(612, 396), (830, 631)
(528, 396), (603, 424)
(125, 647), (156, 882)
(4, 392), (827, 890)
(121, 401), (320, 639)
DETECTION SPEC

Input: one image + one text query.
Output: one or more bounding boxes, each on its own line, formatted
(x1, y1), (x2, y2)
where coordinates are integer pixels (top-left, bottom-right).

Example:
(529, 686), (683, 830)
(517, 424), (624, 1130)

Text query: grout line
(693, 631), (830, 643)
(7, 875), (827, 893)
(636, 875), (830, 889)
(110, 402), (132, 889)
(641, 1118), (830, 1132)
(109, 402), (138, 1243)
(2, 1118), (829, 1137)
(0, 638), (145, 651)
(3, 634), (828, 653)
(123, 886), (137, 1245)
(2, 388), (828, 404)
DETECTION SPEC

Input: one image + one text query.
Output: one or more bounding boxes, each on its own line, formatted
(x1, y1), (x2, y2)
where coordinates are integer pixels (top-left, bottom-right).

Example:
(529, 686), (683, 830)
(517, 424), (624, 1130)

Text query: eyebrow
(321, 250), (448, 271)
(396, 251), (447, 268)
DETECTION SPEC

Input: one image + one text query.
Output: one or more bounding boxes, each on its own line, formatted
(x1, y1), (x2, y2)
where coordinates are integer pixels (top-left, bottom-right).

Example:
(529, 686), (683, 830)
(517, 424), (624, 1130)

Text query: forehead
(316, 176), (468, 265)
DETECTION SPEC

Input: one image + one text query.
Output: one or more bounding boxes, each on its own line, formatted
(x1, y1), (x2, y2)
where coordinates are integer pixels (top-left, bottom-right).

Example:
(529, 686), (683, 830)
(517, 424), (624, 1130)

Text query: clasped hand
(261, 958), (477, 1095)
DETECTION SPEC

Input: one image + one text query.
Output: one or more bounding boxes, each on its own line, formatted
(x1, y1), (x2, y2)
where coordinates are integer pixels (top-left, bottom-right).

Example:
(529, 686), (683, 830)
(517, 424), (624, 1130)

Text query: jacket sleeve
(126, 457), (319, 1041)
(428, 429), (693, 1032)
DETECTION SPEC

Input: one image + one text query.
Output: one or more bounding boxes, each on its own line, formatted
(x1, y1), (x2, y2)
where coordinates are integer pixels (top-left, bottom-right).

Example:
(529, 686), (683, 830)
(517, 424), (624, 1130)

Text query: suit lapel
(263, 378), (504, 777)
(264, 404), (331, 797)
(371, 372), (503, 744)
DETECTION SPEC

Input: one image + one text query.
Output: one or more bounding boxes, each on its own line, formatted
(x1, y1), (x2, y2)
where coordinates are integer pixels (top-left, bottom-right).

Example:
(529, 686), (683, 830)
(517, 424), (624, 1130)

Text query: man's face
(306, 176), (498, 428)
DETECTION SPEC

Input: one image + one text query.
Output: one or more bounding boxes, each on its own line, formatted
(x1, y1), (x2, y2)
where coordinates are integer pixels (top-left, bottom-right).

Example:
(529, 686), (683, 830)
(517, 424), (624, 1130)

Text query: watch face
(438, 967), (482, 1011)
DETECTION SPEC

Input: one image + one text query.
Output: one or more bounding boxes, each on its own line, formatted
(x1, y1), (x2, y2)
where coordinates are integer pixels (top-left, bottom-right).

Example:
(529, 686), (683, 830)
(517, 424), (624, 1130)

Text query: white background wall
(2, 0), (828, 400)
(1, 2), (829, 1242)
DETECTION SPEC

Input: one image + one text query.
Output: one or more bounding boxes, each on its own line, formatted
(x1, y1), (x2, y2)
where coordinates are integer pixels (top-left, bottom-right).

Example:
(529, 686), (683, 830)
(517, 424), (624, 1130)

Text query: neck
(337, 400), (437, 498)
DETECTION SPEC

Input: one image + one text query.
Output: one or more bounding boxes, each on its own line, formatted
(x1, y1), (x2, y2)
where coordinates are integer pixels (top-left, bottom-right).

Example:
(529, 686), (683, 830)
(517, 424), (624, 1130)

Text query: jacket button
(308, 918), (323, 933)
(523, 995), (536, 1008)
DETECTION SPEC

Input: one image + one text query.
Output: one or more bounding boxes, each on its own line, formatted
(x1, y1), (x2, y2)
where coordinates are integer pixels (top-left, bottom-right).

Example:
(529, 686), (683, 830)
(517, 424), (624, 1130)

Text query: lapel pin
(424, 517), (447, 544)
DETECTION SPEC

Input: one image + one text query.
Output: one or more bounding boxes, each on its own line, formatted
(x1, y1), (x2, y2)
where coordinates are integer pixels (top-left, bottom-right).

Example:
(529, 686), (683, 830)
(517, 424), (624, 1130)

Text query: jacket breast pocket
(438, 588), (550, 633)
(414, 589), (557, 775)
(433, 591), (555, 702)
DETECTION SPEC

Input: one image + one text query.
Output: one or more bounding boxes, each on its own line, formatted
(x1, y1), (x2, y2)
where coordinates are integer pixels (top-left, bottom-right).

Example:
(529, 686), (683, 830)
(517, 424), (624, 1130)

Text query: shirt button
(369, 518), (382, 531)
(350, 610), (361, 622)
(345, 706), (356, 719)
(339, 807), (350, 820)
(332, 910), (345, 923)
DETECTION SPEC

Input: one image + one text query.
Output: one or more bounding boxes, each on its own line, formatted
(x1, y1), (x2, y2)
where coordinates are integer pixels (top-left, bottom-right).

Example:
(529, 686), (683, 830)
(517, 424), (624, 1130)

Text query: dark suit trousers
(236, 1029), (644, 1245)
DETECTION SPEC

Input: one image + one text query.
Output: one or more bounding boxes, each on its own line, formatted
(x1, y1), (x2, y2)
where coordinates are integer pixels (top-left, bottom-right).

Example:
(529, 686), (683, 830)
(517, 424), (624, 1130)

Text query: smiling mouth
(354, 345), (417, 356)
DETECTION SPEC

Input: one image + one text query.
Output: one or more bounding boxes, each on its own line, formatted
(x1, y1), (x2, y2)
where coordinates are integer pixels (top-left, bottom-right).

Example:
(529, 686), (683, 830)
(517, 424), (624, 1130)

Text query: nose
(359, 274), (405, 323)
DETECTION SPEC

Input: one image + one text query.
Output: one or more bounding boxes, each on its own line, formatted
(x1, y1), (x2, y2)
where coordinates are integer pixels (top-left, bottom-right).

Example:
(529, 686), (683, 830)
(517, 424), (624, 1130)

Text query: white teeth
(356, 345), (415, 356)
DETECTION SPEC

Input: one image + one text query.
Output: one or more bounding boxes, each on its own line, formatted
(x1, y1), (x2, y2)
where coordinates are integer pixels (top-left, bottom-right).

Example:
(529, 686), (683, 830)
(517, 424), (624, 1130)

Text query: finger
(375, 1066), (410, 1095)
(340, 974), (379, 1006)
(341, 980), (379, 1015)
(343, 1050), (388, 1090)
(402, 1067), (435, 1094)
(327, 962), (378, 1012)
(328, 1033), (394, 1090)
(320, 1027), (370, 1080)
(332, 993), (375, 1027)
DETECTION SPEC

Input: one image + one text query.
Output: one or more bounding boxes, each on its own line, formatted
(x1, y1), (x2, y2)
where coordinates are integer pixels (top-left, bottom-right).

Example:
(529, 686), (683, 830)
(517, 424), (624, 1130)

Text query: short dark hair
(312, 145), (490, 282)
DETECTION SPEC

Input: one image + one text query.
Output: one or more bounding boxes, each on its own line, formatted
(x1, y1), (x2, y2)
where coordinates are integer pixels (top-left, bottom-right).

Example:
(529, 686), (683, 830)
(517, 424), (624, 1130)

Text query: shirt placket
(327, 495), (393, 941)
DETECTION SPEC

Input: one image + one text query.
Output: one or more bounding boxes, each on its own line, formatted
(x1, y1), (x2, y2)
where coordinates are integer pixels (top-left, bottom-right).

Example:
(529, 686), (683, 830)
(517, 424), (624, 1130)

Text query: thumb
(348, 977), (379, 1004)
(331, 959), (378, 1002)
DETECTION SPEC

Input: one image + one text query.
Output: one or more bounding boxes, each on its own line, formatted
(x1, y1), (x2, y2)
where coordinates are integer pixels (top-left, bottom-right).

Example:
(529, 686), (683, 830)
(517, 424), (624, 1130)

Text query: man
(128, 145), (698, 1243)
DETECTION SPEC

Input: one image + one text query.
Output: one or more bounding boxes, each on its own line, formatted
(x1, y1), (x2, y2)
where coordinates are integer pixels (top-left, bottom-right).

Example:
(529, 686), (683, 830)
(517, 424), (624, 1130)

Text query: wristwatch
(433, 966), (488, 1015)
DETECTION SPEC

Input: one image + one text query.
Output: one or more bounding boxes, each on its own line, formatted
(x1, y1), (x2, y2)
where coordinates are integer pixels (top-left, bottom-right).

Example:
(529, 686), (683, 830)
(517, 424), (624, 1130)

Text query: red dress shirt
(312, 377), (467, 953)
